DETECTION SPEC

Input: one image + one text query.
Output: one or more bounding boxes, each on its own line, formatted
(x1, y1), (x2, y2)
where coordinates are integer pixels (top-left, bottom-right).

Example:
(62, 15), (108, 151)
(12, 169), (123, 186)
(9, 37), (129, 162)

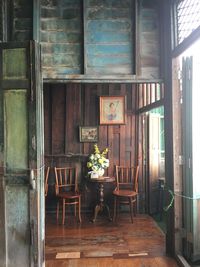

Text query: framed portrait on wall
(99, 96), (126, 125)
(79, 126), (98, 142)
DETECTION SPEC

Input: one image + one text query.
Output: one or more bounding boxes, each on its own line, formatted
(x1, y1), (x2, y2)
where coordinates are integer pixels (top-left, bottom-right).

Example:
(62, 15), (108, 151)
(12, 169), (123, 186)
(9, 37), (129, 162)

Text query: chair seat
(113, 189), (137, 198)
(58, 192), (81, 199)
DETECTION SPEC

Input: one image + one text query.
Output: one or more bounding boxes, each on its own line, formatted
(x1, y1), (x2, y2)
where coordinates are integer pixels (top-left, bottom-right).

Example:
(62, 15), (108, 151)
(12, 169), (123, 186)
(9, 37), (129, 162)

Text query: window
(176, 0), (200, 44)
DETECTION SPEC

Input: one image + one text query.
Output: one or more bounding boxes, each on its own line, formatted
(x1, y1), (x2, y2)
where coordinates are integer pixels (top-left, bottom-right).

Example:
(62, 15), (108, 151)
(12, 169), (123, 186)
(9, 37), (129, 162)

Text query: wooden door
(182, 55), (200, 262)
(0, 41), (44, 267)
(182, 56), (193, 260)
(148, 113), (161, 214)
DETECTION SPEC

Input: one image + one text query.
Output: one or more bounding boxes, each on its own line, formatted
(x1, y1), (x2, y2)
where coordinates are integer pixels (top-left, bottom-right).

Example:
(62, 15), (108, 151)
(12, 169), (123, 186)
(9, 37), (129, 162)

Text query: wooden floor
(45, 213), (179, 267)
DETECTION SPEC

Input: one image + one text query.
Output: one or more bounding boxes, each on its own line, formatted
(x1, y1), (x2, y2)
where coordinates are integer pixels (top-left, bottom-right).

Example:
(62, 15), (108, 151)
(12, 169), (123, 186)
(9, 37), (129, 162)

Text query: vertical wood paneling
(41, 0), (82, 78)
(83, 84), (99, 155)
(44, 85), (51, 155)
(85, 0), (135, 74)
(138, 0), (160, 79)
(44, 82), (138, 211)
(107, 125), (113, 177)
(138, 114), (146, 213)
(44, 82), (137, 171)
(51, 85), (65, 154)
(125, 115), (132, 166)
(65, 84), (81, 153)
(120, 84), (127, 166)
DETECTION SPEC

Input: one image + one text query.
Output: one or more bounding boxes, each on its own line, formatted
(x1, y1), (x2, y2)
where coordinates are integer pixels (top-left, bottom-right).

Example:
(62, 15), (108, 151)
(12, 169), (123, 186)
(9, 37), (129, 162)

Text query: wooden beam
(43, 76), (163, 84)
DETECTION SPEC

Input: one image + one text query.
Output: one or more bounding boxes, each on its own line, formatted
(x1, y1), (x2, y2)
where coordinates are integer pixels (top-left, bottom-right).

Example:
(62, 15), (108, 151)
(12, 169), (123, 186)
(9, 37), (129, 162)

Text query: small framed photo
(79, 126), (98, 142)
(99, 96), (126, 125)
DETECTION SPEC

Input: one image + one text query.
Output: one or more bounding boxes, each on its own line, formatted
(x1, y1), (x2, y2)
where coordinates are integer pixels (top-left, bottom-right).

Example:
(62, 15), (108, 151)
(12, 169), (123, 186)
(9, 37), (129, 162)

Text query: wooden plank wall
(84, 0), (135, 74)
(11, 0), (33, 41)
(44, 83), (138, 212)
(138, 0), (161, 79)
(7, 0), (161, 80)
(41, 0), (83, 78)
(40, 0), (161, 80)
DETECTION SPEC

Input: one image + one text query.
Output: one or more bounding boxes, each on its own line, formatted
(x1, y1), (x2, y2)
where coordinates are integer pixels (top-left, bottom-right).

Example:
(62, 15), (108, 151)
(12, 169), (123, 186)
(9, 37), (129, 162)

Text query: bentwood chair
(113, 165), (139, 223)
(45, 167), (50, 197)
(54, 167), (81, 224)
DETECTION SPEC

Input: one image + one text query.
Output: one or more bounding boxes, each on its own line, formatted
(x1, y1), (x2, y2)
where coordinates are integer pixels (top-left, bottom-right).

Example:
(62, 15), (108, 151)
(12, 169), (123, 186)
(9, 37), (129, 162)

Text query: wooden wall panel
(41, 0), (83, 78)
(44, 86), (51, 155)
(125, 114), (135, 166)
(65, 84), (82, 153)
(51, 85), (66, 154)
(44, 83), (138, 212)
(9, 0), (161, 79)
(137, 0), (160, 79)
(12, 0), (33, 41)
(85, 0), (135, 74)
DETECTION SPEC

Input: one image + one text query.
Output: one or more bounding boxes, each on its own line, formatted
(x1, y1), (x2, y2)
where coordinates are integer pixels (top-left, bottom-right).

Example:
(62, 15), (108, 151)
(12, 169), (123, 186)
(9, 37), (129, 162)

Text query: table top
(89, 176), (115, 183)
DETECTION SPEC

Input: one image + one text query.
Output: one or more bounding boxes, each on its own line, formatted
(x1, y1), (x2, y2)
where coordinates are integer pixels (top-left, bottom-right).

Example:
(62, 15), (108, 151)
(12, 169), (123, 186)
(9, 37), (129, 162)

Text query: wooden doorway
(138, 107), (166, 230)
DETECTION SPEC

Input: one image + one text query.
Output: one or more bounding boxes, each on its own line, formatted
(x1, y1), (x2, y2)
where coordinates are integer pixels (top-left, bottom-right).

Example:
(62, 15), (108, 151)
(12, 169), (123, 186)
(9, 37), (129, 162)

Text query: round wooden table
(89, 176), (115, 222)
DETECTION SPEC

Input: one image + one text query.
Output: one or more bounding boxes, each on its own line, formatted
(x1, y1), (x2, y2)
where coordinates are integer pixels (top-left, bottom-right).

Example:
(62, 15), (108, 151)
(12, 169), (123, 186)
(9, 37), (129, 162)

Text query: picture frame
(99, 96), (126, 125)
(79, 126), (98, 142)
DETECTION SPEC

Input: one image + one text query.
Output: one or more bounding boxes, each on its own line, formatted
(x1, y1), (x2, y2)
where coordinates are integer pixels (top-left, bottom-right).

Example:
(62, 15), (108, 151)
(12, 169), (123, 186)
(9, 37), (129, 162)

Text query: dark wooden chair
(54, 167), (81, 224)
(113, 165), (139, 223)
(45, 166), (50, 197)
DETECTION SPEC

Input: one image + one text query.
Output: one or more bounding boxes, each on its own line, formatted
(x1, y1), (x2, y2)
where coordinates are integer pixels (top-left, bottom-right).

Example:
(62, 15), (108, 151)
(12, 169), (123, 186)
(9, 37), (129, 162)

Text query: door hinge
(188, 158), (191, 169)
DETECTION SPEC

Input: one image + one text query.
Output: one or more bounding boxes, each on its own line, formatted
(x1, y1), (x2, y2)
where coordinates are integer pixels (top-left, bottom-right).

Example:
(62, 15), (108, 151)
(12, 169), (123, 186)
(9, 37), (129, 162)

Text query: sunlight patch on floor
(56, 252), (80, 259)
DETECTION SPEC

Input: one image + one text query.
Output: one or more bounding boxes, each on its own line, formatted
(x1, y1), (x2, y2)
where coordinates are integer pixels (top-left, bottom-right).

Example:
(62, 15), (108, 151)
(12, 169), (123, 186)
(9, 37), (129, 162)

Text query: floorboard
(45, 213), (179, 267)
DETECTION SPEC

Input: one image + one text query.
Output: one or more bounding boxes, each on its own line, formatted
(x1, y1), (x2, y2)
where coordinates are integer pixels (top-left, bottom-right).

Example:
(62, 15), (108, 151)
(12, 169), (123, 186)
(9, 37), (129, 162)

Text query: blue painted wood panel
(138, 0), (160, 79)
(41, 0), (83, 76)
(86, 44), (132, 55)
(85, 0), (135, 75)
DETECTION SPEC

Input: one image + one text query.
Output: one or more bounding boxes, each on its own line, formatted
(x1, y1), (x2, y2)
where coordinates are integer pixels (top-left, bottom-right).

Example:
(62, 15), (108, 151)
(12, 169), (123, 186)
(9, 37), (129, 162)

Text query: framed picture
(79, 126), (98, 142)
(99, 96), (126, 125)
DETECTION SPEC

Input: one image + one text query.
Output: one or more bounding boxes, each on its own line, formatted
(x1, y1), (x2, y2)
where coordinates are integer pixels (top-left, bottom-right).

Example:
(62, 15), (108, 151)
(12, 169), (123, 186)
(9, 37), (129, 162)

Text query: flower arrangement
(87, 144), (109, 175)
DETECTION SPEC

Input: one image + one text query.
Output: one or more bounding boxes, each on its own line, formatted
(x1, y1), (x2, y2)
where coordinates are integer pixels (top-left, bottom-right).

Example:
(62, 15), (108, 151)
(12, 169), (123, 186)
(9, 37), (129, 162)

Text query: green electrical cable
(163, 188), (174, 212)
(162, 184), (200, 212)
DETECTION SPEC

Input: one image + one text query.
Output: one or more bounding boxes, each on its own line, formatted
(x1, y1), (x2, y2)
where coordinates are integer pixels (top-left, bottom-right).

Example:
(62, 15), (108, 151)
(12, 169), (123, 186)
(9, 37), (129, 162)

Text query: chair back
(45, 166), (50, 197)
(54, 167), (78, 195)
(115, 165), (139, 192)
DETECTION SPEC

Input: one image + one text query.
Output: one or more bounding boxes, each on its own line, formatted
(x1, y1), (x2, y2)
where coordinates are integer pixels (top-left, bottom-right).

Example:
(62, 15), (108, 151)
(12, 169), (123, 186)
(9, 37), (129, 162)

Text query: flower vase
(98, 168), (104, 177)
(90, 171), (99, 179)
(90, 169), (104, 179)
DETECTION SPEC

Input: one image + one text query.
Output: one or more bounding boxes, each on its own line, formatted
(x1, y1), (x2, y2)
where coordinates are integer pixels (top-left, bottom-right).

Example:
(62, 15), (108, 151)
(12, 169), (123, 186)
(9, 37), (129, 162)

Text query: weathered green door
(0, 41), (44, 267)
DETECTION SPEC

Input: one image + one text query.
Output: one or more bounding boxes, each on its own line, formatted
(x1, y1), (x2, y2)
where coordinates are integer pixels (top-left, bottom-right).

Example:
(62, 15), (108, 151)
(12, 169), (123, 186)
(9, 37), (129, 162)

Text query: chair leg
(62, 199), (65, 225)
(134, 197), (137, 216)
(56, 201), (59, 223)
(78, 197), (82, 223)
(129, 197), (134, 223)
(74, 203), (77, 217)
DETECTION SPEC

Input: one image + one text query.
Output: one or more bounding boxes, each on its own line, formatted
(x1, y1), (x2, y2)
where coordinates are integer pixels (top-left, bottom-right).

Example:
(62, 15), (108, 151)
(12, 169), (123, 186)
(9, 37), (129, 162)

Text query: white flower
(87, 144), (109, 172)
(90, 154), (94, 160)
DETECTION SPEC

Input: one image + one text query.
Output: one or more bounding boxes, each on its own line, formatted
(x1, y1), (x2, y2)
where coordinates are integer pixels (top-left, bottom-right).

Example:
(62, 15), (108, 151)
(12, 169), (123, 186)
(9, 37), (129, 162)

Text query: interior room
(0, 0), (200, 267)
